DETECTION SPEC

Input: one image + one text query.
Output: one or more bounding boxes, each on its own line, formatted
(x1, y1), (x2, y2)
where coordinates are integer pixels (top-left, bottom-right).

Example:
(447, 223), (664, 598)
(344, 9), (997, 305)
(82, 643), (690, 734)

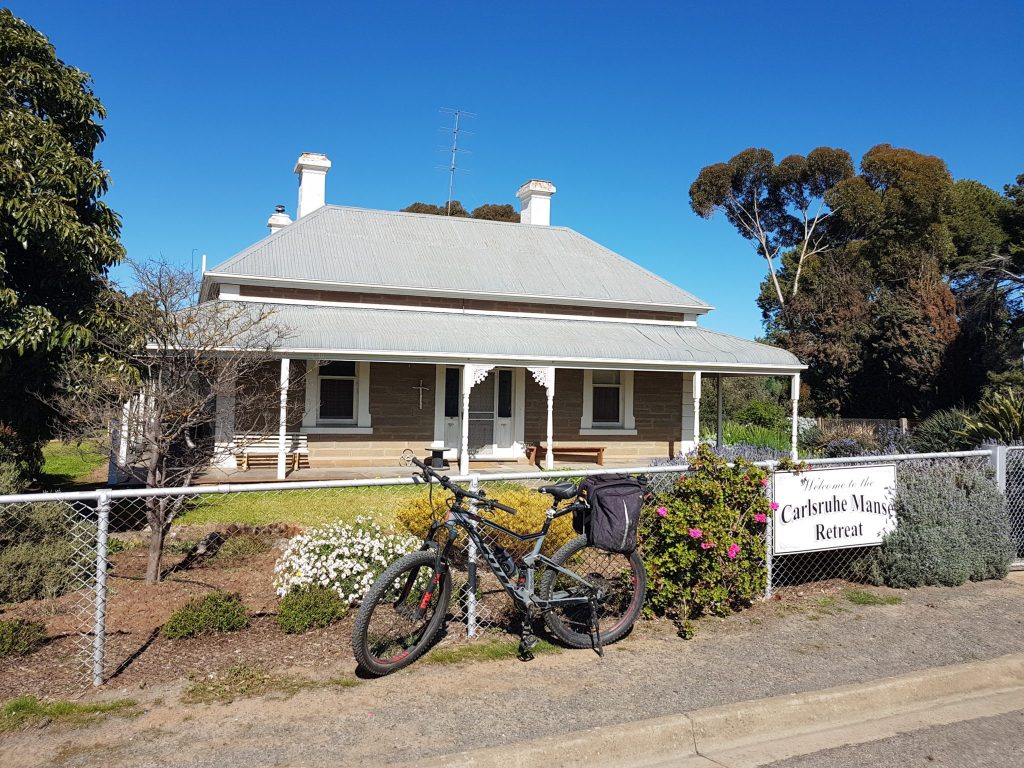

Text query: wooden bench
(527, 443), (605, 466)
(236, 433), (309, 471)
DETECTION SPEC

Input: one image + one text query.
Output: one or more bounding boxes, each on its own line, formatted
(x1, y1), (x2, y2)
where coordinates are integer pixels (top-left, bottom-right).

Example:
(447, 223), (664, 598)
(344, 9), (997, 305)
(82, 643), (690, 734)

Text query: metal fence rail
(1, 447), (1019, 691)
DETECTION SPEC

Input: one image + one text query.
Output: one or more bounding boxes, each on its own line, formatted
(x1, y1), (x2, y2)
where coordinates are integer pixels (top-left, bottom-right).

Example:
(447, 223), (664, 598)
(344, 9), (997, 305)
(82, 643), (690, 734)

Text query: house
(199, 153), (805, 478)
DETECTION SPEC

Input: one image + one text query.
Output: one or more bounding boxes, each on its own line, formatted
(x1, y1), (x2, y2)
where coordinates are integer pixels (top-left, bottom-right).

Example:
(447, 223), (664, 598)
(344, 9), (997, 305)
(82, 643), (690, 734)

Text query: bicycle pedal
(517, 646), (535, 662)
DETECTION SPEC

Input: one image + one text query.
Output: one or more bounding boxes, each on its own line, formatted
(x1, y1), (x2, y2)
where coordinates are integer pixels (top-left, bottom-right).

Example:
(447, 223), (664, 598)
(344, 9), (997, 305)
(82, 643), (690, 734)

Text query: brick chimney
(267, 204), (291, 234)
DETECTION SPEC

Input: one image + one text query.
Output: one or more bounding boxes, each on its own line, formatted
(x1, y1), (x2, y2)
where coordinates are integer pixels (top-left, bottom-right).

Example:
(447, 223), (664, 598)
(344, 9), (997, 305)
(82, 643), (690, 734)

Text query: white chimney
(267, 204), (292, 234)
(294, 152), (332, 218)
(516, 179), (556, 226)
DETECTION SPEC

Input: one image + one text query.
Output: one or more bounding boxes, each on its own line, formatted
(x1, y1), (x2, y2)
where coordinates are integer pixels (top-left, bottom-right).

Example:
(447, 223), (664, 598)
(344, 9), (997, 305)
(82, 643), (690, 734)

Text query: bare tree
(54, 261), (292, 583)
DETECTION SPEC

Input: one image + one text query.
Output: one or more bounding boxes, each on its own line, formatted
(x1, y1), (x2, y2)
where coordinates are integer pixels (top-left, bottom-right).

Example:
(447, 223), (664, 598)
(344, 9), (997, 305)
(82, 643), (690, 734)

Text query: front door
(440, 366), (518, 459)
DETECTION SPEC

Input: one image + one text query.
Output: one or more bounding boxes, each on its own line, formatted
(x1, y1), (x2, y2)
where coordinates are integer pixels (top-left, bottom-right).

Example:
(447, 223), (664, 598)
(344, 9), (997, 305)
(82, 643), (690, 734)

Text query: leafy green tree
(400, 200), (519, 222)
(470, 203), (519, 222)
(0, 10), (124, 477)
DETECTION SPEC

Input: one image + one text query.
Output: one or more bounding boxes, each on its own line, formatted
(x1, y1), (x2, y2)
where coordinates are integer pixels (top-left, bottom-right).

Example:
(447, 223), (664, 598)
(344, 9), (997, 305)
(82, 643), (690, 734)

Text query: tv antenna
(439, 107), (475, 215)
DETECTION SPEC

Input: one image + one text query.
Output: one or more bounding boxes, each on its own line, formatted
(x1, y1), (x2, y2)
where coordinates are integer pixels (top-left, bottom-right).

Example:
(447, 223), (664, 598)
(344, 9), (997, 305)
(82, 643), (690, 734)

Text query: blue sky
(11, 1), (1024, 338)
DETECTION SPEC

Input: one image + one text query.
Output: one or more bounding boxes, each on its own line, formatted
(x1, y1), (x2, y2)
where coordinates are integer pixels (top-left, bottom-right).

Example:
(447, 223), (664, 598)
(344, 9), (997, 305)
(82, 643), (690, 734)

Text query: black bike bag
(576, 474), (644, 554)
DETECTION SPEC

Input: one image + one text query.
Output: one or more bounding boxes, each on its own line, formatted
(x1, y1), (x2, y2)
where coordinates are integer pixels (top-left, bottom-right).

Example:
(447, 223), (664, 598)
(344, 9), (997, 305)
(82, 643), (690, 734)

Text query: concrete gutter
(410, 653), (1024, 768)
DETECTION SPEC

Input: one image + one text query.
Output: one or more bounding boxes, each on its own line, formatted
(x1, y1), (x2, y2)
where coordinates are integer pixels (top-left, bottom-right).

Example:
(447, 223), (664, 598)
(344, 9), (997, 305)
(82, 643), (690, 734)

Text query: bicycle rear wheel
(352, 549), (452, 677)
(539, 534), (646, 649)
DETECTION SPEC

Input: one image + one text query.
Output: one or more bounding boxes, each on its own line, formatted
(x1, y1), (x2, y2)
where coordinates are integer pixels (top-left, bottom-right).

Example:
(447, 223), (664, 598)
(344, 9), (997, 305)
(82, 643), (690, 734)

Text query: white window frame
(580, 369), (636, 435)
(302, 360), (373, 434)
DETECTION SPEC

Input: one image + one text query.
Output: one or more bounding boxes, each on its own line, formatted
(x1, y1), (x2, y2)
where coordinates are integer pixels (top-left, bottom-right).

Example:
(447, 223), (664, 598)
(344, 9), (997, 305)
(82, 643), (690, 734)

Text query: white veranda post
(716, 373), (724, 450)
(528, 367), (556, 470)
(790, 372), (800, 461)
(681, 371), (702, 453)
(460, 364), (495, 475)
(277, 357), (290, 480)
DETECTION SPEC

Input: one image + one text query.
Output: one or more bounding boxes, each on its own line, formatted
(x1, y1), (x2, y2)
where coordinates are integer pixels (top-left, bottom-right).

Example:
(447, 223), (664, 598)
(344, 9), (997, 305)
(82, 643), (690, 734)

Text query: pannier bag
(575, 474), (645, 553)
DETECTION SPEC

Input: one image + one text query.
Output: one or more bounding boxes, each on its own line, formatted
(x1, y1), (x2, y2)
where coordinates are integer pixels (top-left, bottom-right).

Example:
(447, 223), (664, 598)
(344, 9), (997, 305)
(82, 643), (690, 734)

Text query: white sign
(772, 465), (897, 555)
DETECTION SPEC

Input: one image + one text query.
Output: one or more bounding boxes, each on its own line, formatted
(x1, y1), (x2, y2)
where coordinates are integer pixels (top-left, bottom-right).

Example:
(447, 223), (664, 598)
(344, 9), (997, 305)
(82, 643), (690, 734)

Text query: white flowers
(273, 517), (419, 604)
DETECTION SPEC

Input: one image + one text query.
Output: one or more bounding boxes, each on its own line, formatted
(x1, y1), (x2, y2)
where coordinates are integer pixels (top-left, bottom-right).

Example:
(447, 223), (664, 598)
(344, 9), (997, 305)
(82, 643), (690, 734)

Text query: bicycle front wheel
(352, 549), (452, 677)
(539, 534), (646, 649)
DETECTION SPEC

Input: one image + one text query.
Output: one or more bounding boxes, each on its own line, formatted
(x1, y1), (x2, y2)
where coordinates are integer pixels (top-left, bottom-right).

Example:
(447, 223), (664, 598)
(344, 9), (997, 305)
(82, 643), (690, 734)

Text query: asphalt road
(766, 709), (1024, 768)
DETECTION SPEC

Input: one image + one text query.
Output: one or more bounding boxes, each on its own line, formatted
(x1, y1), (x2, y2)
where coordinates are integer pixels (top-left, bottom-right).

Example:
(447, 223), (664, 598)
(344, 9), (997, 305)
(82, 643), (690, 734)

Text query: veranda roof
(232, 302), (803, 374)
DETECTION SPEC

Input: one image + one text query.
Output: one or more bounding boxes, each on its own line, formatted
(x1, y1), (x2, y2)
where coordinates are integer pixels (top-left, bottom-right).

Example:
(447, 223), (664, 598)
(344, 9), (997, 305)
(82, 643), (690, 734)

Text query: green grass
(422, 638), (560, 665)
(182, 664), (358, 704)
(0, 695), (140, 732)
(213, 532), (275, 561)
(39, 441), (106, 488)
(807, 596), (850, 620)
(176, 484), (426, 528)
(700, 421), (791, 451)
(845, 589), (903, 606)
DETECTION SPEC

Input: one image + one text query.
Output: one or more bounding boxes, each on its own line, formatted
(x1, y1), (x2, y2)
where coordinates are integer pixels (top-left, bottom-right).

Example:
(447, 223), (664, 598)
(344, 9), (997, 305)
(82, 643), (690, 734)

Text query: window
(303, 361), (371, 432)
(497, 369), (513, 418)
(444, 367), (461, 418)
(318, 361), (356, 422)
(591, 370), (621, 425)
(581, 369), (635, 434)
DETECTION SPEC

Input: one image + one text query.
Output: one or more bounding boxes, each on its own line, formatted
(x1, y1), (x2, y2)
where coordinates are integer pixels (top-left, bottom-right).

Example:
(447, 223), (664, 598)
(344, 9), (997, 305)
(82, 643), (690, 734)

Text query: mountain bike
(351, 457), (647, 677)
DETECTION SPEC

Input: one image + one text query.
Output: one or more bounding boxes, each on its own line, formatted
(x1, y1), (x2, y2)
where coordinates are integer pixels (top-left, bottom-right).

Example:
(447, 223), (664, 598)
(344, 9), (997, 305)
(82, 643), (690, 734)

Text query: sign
(772, 465), (897, 555)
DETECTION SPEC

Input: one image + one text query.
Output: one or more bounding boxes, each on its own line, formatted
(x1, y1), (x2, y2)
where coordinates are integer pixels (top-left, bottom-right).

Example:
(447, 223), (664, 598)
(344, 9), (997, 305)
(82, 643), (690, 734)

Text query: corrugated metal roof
(236, 302), (802, 371)
(208, 206), (710, 310)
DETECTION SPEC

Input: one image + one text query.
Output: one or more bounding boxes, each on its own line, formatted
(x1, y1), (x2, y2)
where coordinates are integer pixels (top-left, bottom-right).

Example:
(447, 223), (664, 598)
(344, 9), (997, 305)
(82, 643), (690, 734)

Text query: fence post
(466, 476), (480, 638)
(93, 492), (111, 687)
(764, 489), (774, 601)
(986, 444), (1007, 493)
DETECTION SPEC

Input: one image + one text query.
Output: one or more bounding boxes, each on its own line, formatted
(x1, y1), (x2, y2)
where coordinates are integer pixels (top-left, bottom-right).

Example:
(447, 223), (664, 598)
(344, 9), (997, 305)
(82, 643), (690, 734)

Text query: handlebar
(410, 456), (517, 515)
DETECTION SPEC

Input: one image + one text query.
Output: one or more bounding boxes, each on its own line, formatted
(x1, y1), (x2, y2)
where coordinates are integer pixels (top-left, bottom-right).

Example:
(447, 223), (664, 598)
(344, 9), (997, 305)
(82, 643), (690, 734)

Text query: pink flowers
(761, 478), (769, 487)
(656, 506), (668, 517)
(700, 541), (714, 550)
(688, 528), (703, 539)
(754, 513), (767, 523)
(769, 501), (779, 511)
(727, 543), (741, 559)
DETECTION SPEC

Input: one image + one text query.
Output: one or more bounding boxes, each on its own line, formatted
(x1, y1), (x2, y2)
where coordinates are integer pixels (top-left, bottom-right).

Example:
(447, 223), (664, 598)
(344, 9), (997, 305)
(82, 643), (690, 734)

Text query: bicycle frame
(422, 497), (602, 613)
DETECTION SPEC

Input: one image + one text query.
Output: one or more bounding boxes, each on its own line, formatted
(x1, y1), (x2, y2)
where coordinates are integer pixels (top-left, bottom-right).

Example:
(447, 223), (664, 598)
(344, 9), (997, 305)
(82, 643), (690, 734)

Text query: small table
(425, 446), (452, 470)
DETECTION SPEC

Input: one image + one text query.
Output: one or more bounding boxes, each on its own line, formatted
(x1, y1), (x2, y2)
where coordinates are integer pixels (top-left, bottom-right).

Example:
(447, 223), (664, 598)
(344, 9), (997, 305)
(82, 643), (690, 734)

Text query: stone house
(199, 153), (804, 478)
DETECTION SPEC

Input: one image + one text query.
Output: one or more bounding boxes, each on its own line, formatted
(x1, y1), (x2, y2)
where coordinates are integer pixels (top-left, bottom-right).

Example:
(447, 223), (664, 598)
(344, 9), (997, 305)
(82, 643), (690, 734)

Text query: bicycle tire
(352, 549), (452, 677)
(539, 534), (646, 649)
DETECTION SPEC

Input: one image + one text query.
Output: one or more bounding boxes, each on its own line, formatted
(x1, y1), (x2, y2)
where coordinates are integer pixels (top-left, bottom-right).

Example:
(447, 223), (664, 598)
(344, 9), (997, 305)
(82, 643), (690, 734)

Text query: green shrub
(850, 462), (1014, 588)
(161, 591), (249, 639)
(908, 409), (973, 453)
(735, 399), (787, 428)
(640, 444), (770, 634)
(0, 502), (93, 603)
(0, 424), (41, 491)
(703, 421), (791, 452)
(276, 586), (348, 634)
(0, 619), (46, 657)
(396, 483), (574, 559)
(214, 532), (274, 561)
(959, 391), (1024, 446)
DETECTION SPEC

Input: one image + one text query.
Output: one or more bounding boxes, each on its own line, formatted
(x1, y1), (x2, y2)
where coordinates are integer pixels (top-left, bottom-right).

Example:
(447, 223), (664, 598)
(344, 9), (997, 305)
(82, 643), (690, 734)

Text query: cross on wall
(412, 379), (430, 409)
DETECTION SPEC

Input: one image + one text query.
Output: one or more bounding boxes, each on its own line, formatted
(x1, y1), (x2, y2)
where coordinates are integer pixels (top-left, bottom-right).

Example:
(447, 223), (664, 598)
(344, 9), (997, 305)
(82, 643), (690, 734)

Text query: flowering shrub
(273, 517), (419, 604)
(639, 444), (770, 636)
(395, 483), (573, 559)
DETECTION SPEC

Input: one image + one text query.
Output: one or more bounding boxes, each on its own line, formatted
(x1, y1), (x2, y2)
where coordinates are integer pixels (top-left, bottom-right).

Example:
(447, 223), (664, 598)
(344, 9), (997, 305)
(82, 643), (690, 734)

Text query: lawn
(39, 441), (106, 488)
(176, 483), (428, 528)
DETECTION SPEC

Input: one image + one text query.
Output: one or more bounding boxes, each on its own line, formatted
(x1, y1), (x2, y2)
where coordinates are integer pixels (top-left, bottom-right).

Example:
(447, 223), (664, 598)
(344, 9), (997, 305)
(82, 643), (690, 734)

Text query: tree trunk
(145, 518), (165, 584)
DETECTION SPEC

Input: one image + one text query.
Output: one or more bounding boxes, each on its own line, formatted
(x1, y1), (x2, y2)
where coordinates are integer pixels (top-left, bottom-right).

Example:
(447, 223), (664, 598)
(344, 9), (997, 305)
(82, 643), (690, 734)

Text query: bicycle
(351, 457), (647, 677)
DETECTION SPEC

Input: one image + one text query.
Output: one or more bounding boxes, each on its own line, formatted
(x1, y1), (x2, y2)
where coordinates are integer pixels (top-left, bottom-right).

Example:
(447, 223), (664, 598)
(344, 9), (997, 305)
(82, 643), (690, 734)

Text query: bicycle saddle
(538, 482), (578, 501)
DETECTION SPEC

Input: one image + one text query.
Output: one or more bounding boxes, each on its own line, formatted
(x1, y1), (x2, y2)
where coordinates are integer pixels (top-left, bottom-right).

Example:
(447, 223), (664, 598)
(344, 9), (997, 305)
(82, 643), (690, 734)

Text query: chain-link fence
(764, 451), (997, 594)
(2, 447), (1020, 693)
(1004, 447), (1024, 568)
